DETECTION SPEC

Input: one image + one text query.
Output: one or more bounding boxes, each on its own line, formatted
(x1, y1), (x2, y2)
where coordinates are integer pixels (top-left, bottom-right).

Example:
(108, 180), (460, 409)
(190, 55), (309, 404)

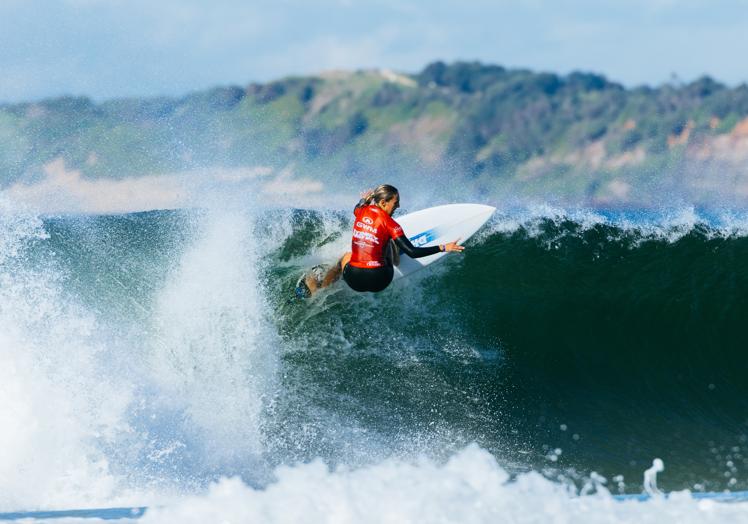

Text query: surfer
(303, 184), (464, 295)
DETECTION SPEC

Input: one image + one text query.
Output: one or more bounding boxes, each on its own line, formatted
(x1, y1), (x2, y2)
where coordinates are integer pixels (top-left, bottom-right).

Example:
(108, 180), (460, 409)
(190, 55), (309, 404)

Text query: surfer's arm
(393, 235), (441, 259)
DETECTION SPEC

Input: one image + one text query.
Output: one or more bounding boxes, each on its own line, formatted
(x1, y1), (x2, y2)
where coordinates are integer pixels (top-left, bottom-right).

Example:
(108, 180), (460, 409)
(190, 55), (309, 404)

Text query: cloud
(0, 0), (747, 102)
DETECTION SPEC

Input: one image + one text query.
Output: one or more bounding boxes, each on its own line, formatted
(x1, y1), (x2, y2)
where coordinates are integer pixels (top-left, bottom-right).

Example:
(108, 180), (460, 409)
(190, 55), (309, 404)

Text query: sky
(2, 0), (748, 103)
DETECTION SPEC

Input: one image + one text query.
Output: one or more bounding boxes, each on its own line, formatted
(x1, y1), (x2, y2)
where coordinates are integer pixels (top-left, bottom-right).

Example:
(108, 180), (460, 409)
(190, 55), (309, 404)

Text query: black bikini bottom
(342, 264), (394, 293)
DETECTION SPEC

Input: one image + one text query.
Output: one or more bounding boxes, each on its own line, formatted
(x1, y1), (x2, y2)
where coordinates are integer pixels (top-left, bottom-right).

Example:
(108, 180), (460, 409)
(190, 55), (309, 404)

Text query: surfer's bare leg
(323, 252), (351, 286)
(304, 274), (320, 294)
(306, 252), (351, 295)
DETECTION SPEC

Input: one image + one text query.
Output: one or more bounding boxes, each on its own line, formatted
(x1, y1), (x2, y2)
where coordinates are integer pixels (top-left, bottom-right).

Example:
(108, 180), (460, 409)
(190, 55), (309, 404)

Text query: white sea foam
(0, 201), (280, 509)
(141, 445), (747, 524)
(0, 200), (131, 509)
(147, 208), (279, 469)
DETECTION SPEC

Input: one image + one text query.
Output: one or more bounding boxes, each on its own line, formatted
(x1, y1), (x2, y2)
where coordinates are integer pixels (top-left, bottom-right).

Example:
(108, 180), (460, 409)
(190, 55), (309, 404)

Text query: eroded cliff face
(498, 114), (748, 205)
(678, 117), (748, 200)
(687, 117), (748, 167)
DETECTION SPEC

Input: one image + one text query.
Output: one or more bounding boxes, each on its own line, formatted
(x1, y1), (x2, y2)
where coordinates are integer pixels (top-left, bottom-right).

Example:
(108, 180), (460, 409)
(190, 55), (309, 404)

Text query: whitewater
(1, 193), (748, 523)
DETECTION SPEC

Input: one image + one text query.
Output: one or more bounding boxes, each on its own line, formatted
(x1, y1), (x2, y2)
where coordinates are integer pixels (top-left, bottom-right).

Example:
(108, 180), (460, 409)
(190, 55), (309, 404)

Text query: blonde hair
(364, 184), (399, 206)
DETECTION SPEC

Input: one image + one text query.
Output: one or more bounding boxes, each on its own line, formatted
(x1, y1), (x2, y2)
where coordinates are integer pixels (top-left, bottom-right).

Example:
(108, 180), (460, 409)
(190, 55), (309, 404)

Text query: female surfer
(302, 184), (464, 295)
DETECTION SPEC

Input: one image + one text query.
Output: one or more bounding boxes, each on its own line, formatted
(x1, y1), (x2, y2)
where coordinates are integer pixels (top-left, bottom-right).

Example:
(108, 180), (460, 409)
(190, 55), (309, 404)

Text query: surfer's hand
(444, 239), (464, 253)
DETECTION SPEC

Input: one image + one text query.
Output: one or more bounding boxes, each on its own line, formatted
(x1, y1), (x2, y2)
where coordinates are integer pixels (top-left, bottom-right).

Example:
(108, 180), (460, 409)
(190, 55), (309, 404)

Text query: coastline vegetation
(3, 61), (748, 204)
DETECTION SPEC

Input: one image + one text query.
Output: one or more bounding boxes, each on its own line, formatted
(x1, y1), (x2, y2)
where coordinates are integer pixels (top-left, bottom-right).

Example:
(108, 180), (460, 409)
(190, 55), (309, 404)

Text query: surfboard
(294, 203), (495, 298)
(392, 203), (495, 279)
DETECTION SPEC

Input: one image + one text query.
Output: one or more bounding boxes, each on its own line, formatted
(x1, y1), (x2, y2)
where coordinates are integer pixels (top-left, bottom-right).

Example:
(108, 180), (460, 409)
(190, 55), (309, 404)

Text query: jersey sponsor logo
(353, 229), (380, 245)
(362, 217), (374, 225)
(365, 260), (381, 267)
(409, 228), (440, 247)
(355, 221), (378, 234)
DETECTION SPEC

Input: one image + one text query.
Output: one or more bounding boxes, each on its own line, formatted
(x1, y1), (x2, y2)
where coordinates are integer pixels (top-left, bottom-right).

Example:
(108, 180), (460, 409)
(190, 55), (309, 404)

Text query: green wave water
(265, 208), (748, 492)
(3, 205), (748, 513)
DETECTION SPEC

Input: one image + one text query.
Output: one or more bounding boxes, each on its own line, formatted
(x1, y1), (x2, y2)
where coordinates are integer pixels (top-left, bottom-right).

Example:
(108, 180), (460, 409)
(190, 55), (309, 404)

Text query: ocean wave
(1, 204), (747, 512)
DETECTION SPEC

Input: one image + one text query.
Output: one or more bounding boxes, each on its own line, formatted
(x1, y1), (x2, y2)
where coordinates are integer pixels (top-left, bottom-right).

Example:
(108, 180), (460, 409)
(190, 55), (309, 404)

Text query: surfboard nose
(393, 203), (496, 279)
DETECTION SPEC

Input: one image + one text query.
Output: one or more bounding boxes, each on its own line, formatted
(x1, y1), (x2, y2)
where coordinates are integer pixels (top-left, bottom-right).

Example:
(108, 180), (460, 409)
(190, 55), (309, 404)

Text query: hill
(3, 61), (748, 206)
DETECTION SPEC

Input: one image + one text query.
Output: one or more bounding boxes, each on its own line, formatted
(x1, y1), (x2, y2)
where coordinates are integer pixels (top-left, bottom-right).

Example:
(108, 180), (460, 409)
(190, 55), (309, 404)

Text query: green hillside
(3, 61), (748, 204)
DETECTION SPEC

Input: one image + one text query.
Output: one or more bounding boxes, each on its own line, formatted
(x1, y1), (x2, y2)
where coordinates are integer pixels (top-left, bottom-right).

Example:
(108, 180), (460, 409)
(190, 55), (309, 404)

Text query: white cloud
(1, 0), (747, 102)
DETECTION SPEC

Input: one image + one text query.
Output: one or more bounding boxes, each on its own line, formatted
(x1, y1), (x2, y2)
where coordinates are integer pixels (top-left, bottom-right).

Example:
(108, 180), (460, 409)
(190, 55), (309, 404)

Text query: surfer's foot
(295, 265), (325, 299)
(294, 279), (311, 299)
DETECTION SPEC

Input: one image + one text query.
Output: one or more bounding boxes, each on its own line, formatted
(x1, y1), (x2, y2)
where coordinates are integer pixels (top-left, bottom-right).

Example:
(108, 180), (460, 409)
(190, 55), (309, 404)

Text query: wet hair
(363, 184), (399, 206)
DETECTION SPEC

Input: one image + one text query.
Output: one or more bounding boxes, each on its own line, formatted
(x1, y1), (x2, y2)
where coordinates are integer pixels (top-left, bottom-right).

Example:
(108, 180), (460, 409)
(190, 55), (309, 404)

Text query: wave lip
(481, 204), (748, 243)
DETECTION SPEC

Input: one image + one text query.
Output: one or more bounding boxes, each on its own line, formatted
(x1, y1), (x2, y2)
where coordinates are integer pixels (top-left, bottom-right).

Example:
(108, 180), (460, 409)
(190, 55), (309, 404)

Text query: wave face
(2, 202), (748, 516)
(265, 207), (748, 491)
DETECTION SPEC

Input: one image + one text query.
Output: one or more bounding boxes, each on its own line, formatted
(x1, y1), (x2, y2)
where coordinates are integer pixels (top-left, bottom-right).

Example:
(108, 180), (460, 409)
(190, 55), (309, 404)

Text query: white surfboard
(392, 203), (495, 279)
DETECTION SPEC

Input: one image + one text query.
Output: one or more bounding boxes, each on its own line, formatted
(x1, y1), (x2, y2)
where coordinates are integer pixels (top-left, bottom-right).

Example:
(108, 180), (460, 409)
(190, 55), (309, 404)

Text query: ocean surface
(2, 198), (748, 522)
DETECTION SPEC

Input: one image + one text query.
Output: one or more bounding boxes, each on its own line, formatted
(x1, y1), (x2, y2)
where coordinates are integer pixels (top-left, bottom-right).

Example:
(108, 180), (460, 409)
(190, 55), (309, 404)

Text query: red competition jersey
(349, 205), (404, 268)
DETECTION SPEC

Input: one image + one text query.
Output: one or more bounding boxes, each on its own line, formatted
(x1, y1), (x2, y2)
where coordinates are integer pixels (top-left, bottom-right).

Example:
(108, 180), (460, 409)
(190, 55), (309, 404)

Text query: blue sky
(2, 0), (747, 102)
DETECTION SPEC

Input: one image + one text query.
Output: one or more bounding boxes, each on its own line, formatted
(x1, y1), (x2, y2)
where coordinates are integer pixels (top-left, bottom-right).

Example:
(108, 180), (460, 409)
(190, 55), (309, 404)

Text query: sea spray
(644, 459), (665, 496)
(0, 204), (281, 508)
(147, 208), (279, 476)
(0, 201), (130, 509)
